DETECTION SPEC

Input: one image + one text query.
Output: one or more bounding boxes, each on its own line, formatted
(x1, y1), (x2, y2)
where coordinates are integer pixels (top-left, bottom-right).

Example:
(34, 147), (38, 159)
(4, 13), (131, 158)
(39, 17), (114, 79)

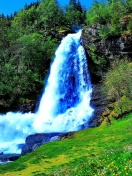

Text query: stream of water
(0, 31), (94, 154)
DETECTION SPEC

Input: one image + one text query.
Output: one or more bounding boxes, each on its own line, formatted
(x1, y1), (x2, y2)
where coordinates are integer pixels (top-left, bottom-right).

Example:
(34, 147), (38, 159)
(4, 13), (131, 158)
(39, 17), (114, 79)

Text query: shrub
(103, 59), (132, 118)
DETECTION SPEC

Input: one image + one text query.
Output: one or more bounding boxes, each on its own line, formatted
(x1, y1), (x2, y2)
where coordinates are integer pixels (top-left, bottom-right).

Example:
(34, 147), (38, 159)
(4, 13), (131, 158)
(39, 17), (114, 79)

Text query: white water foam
(0, 31), (94, 154)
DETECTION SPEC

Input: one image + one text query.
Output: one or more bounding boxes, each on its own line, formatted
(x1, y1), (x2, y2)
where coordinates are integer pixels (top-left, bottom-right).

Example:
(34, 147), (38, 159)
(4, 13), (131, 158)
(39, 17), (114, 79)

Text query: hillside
(0, 0), (132, 175)
(0, 113), (131, 175)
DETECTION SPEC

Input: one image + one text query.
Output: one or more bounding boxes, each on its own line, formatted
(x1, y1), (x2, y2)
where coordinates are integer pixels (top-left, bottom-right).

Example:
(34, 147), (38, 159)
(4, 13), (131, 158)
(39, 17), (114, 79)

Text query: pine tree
(76, 0), (83, 12)
(93, 0), (99, 5)
(69, 0), (76, 7)
(107, 0), (112, 4)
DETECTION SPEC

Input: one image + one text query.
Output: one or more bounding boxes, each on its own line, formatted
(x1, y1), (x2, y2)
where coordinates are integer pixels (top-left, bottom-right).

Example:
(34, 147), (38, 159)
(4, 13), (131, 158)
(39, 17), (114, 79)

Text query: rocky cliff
(21, 132), (75, 155)
(82, 26), (132, 126)
(82, 26), (132, 83)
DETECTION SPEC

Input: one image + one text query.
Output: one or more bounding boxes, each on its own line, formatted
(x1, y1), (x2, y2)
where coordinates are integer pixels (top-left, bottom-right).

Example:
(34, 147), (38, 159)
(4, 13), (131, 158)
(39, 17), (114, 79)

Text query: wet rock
(19, 100), (36, 113)
(8, 155), (20, 161)
(21, 133), (61, 155)
(89, 83), (108, 127)
(82, 26), (132, 60)
(50, 136), (60, 142)
(82, 25), (132, 84)
(0, 154), (20, 163)
(21, 132), (75, 156)
(82, 25), (132, 125)
(60, 132), (75, 140)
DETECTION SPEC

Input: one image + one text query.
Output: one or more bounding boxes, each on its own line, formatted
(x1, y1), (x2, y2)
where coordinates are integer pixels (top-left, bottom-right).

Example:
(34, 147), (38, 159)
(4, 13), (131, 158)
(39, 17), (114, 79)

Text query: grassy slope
(0, 113), (132, 176)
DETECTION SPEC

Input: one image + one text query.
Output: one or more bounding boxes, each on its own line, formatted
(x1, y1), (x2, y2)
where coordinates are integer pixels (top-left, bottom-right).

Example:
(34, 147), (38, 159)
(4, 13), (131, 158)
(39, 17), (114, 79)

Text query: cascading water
(0, 31), (94, 154)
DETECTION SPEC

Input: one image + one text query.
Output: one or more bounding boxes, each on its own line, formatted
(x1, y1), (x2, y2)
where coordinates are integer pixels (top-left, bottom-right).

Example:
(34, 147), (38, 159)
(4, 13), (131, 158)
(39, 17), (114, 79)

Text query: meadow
(0, 113), (131, 176)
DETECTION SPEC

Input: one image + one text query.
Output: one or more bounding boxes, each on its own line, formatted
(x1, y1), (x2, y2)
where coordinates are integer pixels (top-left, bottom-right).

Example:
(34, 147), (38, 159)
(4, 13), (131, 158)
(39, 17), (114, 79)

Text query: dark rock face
(82, 26), (132, 60)
(8, 155), (20, 161)
(0, 154), (20, 163)
(82, 26), (132, 84)
(60, 132), (75, 140)
(18, 101), (37, 113)
(21, 133), (61, 155)
(21, 132), (75, 156)
(89, 84), (108, 127)
(82, 26), (132, 124)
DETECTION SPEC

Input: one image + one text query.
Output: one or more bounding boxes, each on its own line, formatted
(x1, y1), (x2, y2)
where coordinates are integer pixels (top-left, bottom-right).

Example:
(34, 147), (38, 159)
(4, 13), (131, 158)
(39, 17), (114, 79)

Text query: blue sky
(0, 0), (93, 16)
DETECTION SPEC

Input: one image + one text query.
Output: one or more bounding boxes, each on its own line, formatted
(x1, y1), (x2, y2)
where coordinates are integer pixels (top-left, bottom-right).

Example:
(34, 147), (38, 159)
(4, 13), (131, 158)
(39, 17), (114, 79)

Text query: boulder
(89, 83), (108, 127)
(0, 154), (20, 163)
(50, 136), (60, 142)
(21, 133), (61, 155)
(8, 155), (20, 161)
(21, 132), (75, 156)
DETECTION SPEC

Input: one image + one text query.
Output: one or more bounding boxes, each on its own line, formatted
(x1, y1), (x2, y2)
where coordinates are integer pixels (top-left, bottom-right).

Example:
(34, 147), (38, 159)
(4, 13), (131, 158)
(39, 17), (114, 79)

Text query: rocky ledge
(82, 25), (132, 125)
(0, 132), (75, 164)
(89, 83), (108, 127)
(21, 132), (75, 155)
(0, 153), (20, 164)
(82, 26), (132, 84)
(82, 26), (132, 61)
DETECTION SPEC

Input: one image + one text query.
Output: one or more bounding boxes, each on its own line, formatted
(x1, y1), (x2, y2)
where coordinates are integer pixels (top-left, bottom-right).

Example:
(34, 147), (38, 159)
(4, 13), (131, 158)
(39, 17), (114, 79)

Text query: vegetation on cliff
(102, 59), (132, 123)
(85, 0), (132, 39)
(82, 0), (132, 84)
(82, 0), (132, 122)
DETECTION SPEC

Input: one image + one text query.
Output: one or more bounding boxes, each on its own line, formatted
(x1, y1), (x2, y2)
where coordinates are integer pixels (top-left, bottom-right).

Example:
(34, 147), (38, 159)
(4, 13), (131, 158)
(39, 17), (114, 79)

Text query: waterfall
(0, 31), (94, 154)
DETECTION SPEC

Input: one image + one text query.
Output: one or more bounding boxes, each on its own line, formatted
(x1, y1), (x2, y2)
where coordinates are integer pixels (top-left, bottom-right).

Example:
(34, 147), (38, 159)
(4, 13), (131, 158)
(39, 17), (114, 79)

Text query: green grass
(0, 113), (132, 176)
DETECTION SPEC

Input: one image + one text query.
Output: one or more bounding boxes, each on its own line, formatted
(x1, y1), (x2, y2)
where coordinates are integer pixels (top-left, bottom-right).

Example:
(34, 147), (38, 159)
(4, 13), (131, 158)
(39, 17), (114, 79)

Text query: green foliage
(55, 149), (132, 175)
(0, 0), (85, 111)
(103, 59), (132, 118)
(87, 44), (108, 79)
(88, 45), (96, 52)
(88, 45), (107, 66)
(91, 52), (107, 66)
(37, 0), (64, 31)
(0, 113), (131, 175)
(0, 32), (57, 109)
(86, 2), (110, 25)
(98, 25), (111, 39)
(98, 24), (121, 39)
(85, 0), (131, 39)
(65, 4), (86, 25)
(104, 59), (132, 100)
(127, 18), (132, 31)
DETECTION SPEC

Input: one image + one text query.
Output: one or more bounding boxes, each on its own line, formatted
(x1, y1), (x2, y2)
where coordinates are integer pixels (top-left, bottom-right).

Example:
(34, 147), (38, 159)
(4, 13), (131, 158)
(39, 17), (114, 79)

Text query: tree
(37, 0), (64, 31)
(93, 0), (99, 5)
(65, 0), (85, 25)
(0, 0), (87, 112)
(0, 0), (60, 111)
(107, 0), (112, 4)
(69, 0), (77, 7)
(103, 59), (132, 117)
(0, 32), (58, 110)
(76, 0), (83, 12)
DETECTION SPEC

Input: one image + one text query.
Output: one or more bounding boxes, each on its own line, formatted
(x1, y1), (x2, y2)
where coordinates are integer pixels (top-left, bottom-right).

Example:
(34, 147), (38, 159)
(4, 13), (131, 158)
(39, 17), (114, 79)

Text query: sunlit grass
(0, 113), (132, 176)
